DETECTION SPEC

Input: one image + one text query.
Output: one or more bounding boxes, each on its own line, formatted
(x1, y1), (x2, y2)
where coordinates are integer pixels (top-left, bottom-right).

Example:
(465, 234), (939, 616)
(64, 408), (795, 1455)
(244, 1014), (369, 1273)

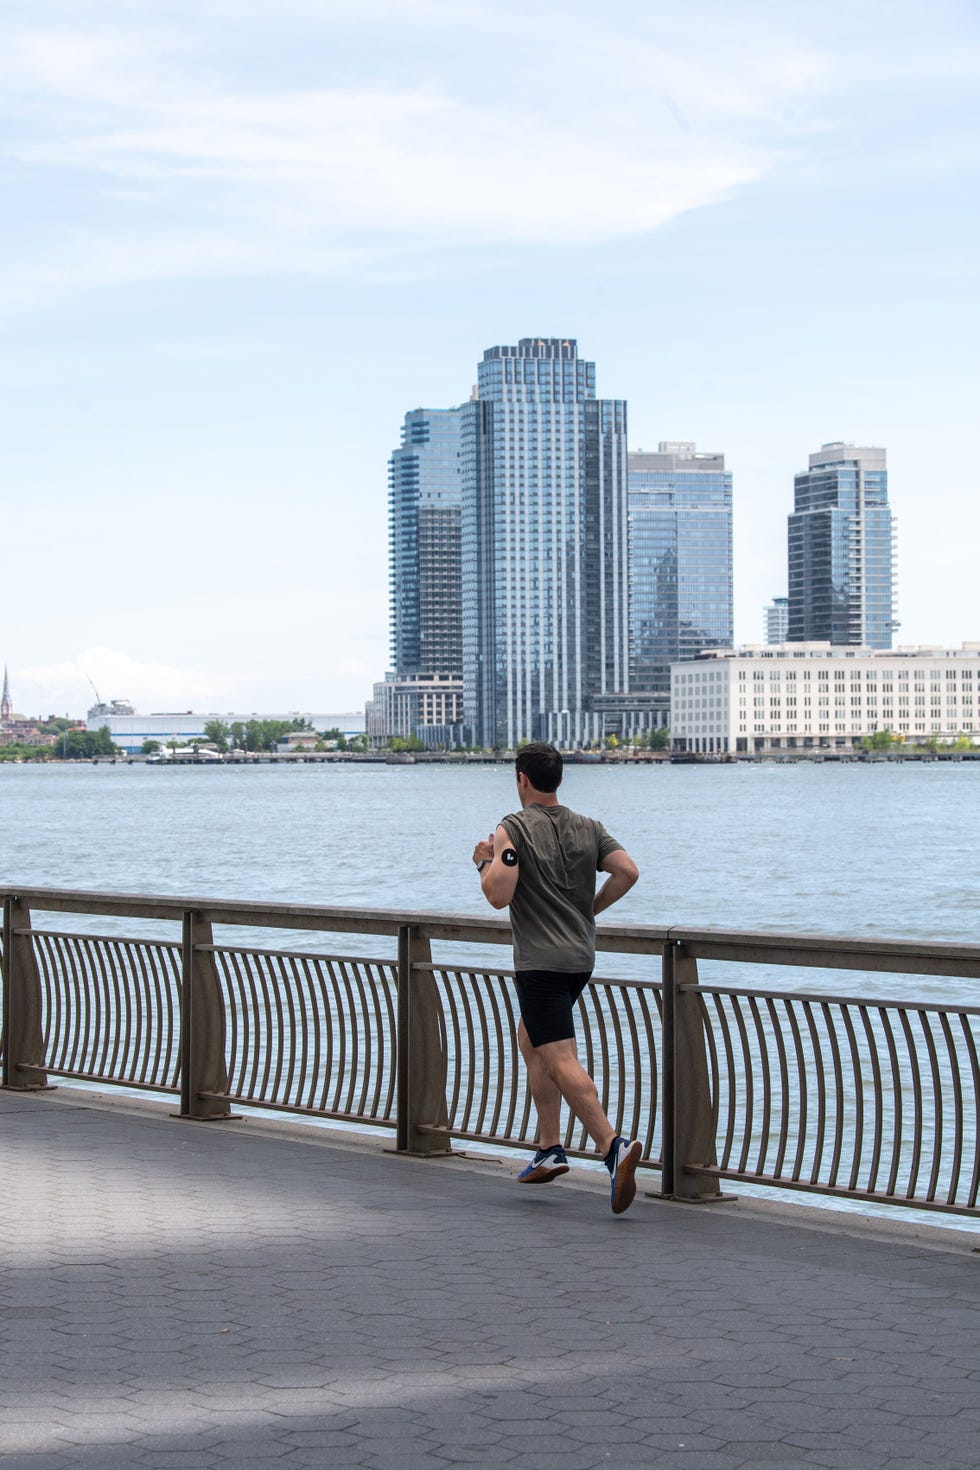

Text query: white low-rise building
(671, 643), (980, 755)
(85, 710), (366, 755)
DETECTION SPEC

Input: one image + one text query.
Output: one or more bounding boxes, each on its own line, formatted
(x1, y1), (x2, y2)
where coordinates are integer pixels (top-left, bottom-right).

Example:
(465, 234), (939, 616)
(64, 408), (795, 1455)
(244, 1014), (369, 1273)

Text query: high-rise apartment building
(764, 596), (789, 645)
(388, 407), (463, 678)
(461, 338), (629, 748)
(627, 443), (733, 695)
(787, 443), (896, 649)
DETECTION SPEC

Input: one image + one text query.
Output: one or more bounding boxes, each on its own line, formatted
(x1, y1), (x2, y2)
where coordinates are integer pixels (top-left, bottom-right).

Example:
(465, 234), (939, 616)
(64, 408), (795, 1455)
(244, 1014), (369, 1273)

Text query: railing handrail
(2, 884), (979, 972)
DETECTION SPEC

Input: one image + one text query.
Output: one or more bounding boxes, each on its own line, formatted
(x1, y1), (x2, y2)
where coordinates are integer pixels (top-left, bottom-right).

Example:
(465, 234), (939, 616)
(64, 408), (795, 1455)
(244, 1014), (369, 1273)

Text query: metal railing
(1, 887), (977, 1218)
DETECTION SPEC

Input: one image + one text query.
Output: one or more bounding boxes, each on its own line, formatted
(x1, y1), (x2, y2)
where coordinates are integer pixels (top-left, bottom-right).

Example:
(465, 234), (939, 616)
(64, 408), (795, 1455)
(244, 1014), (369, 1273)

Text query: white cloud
(0, 5), (833, 297)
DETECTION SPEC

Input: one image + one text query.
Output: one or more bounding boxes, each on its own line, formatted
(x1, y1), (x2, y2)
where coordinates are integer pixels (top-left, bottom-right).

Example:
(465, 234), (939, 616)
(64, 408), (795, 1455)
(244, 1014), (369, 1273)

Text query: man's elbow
(482, 882), (512, 911)
(621, 857), (640, 889)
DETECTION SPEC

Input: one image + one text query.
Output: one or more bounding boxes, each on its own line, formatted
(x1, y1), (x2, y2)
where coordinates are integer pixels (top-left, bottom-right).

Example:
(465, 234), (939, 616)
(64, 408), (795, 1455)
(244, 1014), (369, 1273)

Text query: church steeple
(0, 666), (11, 725)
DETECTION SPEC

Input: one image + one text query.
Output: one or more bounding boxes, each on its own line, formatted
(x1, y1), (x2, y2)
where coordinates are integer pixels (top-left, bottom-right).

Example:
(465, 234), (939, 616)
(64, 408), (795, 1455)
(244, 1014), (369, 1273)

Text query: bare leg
(525, 1034), (616, 1156)
(518, 1020), (563, 1146)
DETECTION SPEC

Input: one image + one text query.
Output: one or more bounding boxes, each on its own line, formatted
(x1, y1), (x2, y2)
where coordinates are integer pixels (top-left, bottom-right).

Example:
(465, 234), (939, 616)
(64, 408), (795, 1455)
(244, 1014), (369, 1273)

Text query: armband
(501, 847), (518, 867)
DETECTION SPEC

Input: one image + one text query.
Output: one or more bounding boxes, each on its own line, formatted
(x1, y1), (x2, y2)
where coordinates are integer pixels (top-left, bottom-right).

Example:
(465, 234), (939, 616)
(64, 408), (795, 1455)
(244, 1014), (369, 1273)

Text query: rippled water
(2, 757), (977, 993)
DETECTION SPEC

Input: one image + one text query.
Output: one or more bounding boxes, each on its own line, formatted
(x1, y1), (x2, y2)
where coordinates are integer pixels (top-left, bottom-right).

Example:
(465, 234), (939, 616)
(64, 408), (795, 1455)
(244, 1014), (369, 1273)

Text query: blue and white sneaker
(518, 1145), (570, 1184)
(606, 1136), (642, 1214)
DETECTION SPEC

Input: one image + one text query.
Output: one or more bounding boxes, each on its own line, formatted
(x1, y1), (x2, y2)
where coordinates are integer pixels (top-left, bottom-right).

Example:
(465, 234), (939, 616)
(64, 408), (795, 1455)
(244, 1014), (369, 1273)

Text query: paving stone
(1, 1090), (977, 1470)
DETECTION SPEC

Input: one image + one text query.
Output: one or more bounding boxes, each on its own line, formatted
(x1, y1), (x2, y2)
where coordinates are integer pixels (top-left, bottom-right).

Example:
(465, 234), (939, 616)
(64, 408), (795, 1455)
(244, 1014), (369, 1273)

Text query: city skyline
(2, 2), (978, 717)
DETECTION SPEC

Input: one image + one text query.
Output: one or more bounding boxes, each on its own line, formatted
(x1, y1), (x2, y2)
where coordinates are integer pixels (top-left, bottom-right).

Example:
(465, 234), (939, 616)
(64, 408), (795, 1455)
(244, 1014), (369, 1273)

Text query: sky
(1, 0), (978, 718)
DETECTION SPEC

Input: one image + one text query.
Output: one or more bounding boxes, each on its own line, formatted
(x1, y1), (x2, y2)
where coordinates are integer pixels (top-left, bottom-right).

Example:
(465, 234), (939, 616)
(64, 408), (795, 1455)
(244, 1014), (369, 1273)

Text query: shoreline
(3, 749), (979, 768)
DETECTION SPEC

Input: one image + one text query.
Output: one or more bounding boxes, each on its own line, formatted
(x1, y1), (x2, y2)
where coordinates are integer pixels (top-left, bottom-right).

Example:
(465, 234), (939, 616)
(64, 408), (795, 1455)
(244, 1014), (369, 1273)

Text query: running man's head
(515, 743), (563, 803)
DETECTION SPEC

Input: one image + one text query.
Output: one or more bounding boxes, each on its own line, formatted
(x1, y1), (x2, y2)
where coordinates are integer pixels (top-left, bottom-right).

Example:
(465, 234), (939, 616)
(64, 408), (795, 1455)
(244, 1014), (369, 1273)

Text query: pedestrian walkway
(1, 1088), (977, 1470)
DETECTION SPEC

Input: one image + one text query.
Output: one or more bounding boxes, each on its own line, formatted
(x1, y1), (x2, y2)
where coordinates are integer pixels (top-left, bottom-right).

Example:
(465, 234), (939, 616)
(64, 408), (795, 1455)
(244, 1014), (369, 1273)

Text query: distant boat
(385, 752), (416, 764)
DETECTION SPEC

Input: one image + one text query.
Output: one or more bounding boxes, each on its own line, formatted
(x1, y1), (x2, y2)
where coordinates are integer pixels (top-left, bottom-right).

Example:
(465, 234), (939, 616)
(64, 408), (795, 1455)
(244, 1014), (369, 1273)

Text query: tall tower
(461, 338), (629, 748)
(788, 443), (896, 648)
(1, 666), (11, 726)
(388, 407), (463, 677)
(627, 442), (733, 694)
(764, 596), (789, 645)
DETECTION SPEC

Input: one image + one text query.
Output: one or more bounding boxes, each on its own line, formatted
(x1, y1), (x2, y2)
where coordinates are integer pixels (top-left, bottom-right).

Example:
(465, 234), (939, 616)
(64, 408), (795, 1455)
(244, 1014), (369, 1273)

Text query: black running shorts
(514, 969), (592, 1048)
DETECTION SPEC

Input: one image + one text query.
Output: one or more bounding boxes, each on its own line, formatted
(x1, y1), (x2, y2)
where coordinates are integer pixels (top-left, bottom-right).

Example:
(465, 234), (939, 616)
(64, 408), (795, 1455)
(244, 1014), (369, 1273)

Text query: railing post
(395, 924), (451, 1155)
(178, 910), (233, 1120)
(660, 940), (676, 1196)
(1, 899), (49, 1091)
(664, 939), (726, 1201)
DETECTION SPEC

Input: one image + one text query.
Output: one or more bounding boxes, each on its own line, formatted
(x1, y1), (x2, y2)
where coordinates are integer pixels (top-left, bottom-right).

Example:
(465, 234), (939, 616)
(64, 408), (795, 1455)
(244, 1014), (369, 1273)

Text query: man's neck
(521, 792), (560, 809)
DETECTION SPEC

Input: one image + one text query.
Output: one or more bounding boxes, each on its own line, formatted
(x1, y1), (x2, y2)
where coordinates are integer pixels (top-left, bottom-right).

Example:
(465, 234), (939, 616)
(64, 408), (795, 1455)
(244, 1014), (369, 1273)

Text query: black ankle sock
(604, 1137), (623, 1170)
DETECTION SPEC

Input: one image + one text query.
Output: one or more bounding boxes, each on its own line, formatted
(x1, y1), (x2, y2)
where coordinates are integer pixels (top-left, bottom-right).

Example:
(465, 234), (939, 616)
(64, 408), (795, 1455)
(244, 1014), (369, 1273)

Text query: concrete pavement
(0, 1088), (977, 1469)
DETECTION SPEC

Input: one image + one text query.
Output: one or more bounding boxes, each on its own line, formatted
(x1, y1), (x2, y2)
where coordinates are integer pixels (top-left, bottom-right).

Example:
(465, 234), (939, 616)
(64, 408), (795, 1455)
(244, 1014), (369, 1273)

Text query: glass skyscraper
(461, 338), (629, 748)
(388, 407), (463, 677)
(627, 443), (733, 695)
(787, 443), (896, 649)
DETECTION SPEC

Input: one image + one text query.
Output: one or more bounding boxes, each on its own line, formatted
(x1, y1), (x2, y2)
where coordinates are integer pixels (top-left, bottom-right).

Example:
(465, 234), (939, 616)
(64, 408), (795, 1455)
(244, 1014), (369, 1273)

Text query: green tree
(203, 719), (230, 753)
(390, 735), (425, 752)
(61, 725), (119, 759)
(141, 739), (161, 755)
(861, 728), (895, 752)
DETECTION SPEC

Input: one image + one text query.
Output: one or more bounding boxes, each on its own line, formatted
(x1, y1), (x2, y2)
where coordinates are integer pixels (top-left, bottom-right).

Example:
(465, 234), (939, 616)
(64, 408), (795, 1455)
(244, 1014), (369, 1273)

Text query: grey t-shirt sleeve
(595, 822), (624, 867)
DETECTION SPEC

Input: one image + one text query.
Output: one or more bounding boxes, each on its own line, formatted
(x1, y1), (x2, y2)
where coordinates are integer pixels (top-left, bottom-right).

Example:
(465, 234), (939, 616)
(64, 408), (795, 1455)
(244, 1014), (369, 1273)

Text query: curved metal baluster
(604, 981), (630, 1141)
(711, 993), (738, 1171)
(938, 1011), (963, 1207)
(382, 958), (399, 1117)
(278, 955), (300, 1107)
(958, 1013), (980, 1209)
(481, 969), (509, 1141)
(839, 1002), (864, 1193)
(468, 969), (494, 1137)
(103, 940), (127, 1082)
(347, 959), (372, 1119)
(259, 954), (283, 1105)
(879, 1007), (904, 1199)
(821, 1002), (846, 1189)
(802, 1001), (828, 1186)
(304, 957), (328, 1111)
(325, 960), (351, 1113)
(782, 999), (808, 1183)
(65, 935), (90, 1074)
(362, 960), (387, 1120)
(898, 1008), (924, 1200)
(235, 948), (263, 1099)
(730, 995), (754, 1175)
(918, 1009), (944, 1204)
(859, 1005), (884, 1196)
(438, 970), (464, 1131)
(767, 996), (791, 1178)
(289, 955), (311, 1110)
(748, 995), (771, 1177)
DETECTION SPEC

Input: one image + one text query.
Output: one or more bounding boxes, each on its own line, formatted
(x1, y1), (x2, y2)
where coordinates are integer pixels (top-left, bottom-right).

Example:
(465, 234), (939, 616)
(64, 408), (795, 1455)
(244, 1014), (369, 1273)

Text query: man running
(472, 742), (642, 1214)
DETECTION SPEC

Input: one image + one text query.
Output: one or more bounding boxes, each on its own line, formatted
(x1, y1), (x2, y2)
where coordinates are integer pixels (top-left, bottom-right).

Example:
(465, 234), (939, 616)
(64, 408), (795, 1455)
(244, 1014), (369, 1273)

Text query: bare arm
(472, 823), (520, 911)
(594, 848), (639, 916)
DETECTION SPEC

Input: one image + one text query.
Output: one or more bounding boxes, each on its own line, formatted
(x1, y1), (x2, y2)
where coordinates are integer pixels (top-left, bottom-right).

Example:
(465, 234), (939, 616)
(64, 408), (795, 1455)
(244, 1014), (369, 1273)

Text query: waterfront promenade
(2, 1088), (977, 1470)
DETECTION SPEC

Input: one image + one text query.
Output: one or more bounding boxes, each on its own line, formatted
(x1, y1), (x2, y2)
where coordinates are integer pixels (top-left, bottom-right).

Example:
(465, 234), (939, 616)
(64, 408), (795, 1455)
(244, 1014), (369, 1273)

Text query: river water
(2, 757), (976, 950)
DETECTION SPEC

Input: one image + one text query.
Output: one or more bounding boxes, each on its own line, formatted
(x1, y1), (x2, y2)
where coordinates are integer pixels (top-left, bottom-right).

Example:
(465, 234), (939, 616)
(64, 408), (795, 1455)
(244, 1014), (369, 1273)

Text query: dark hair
(515, 742), (563, 793)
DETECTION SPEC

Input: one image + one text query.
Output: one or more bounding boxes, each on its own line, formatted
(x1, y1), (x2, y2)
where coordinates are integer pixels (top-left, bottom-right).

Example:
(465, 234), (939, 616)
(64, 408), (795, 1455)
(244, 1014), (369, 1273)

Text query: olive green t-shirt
(500, 803), (623, 973)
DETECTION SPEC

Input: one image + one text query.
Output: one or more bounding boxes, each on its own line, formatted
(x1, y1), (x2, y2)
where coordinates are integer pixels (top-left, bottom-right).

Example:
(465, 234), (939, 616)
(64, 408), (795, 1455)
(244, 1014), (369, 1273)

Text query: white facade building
(671, 643), (980, 754)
